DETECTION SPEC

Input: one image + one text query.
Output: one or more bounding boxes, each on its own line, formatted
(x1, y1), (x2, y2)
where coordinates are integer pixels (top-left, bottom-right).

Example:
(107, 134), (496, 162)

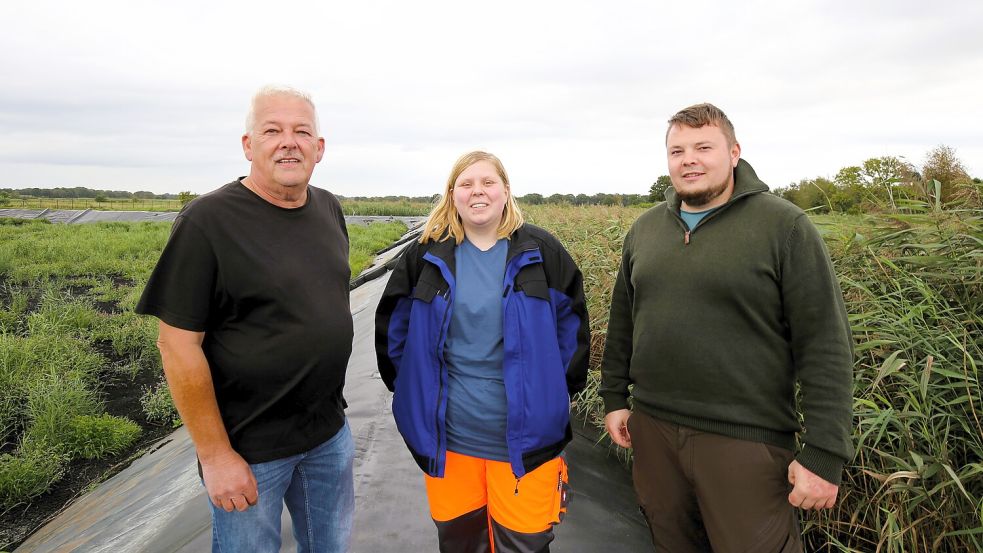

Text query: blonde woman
(376, 151), (589, 552)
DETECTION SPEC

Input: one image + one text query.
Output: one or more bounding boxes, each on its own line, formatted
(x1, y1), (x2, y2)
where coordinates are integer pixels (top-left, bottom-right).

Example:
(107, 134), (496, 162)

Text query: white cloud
(1, 0), (980, 196)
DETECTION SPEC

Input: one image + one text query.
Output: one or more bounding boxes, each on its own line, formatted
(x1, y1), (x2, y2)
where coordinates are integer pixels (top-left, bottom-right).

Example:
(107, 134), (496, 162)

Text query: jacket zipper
(434, 286), (452, 474)
(502, 247), (540, 482)
(675, 188), (758, 245)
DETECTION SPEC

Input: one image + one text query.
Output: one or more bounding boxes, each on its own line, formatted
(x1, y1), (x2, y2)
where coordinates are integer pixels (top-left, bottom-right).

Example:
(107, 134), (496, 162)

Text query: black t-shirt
(136, 179), (354, 463)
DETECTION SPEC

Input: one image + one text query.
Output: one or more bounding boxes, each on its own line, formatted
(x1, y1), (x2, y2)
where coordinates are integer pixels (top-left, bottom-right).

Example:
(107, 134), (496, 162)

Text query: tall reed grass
(526, 200), (982, 552)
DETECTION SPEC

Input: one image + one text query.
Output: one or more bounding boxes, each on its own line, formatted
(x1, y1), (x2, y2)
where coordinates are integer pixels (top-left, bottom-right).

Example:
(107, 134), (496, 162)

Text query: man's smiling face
(242, 94), (324, 192)
(666, 123), (741, 210)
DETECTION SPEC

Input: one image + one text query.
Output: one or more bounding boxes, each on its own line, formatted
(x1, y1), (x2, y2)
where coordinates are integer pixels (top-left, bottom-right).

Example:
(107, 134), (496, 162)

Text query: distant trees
(776, 145), (978, 213)
(178, 191), (198, 205)
(922, 145), (971, 203)
(0, 187), (176, 200)
(518, 193), (650, 207)
(649, 176), (672, 202)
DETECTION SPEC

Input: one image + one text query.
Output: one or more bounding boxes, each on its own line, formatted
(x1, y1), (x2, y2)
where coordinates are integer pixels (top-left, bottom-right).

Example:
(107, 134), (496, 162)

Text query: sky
(1, 1), (981, 198)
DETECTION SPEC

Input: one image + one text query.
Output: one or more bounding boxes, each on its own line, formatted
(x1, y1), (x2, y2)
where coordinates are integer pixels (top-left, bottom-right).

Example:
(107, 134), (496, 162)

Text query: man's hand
(201, 448), (259, 512)
(604, 409), (632, 448)
(787, 460), (838, 509)
(157, 320), (258, 513)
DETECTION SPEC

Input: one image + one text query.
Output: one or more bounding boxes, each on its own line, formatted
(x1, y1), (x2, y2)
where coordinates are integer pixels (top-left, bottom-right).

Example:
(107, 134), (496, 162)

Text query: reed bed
(526, 202), (982, 552)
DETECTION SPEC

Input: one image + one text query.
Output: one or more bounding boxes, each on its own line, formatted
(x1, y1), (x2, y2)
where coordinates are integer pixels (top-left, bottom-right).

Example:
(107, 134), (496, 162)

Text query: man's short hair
(666, 103), (737, 146)
(245, 85), (320, 136)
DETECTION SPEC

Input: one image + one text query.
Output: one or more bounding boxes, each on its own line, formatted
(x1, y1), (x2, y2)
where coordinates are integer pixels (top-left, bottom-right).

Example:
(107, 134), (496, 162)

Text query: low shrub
(21, 373), (100, 451)
(141, 381), (180, 428)
(0, 446), (66, 510)
(61, 414), (142, 460)
(26, 293), (100, 338)
(90, 311), (158, 359)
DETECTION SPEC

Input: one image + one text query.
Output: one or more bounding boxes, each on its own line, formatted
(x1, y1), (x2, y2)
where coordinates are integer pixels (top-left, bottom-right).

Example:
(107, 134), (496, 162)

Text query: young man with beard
(600, 103), (854, 552)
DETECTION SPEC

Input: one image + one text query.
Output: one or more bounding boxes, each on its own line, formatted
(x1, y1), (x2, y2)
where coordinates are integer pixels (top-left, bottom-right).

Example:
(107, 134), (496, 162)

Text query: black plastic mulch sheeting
(17, 243), (650, 553)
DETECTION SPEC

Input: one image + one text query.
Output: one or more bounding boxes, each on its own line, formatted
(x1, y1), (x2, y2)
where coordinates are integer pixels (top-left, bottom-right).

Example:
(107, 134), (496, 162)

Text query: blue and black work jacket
(375, 224), (590, 478)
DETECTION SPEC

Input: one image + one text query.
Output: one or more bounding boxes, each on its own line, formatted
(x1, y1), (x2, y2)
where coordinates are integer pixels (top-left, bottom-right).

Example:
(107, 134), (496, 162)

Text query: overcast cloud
(1, 0), (981, 197)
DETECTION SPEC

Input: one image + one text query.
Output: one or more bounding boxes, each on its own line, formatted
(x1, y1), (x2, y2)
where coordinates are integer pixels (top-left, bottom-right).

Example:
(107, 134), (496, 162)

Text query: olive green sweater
(600, 159), (854, 484)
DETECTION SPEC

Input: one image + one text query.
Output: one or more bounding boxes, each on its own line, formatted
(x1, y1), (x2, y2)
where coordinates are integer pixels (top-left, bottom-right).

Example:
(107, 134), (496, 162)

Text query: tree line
(0, 187), (178, 200)
(3, 144), (977, 212)
(773, 145), (980, 213)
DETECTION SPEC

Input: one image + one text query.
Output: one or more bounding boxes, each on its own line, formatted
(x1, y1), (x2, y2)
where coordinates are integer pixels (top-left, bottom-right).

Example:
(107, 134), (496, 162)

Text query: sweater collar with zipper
(665, 158), (770, 215)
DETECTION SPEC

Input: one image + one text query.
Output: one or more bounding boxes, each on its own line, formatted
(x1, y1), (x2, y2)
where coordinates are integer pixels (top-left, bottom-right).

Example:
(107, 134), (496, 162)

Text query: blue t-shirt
(444, 238), (509, 461)
(679, 206), (718, 230)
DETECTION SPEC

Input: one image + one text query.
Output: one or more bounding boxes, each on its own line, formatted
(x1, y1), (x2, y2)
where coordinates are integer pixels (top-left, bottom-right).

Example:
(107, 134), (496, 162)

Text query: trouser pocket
(552, 455), (570, 525)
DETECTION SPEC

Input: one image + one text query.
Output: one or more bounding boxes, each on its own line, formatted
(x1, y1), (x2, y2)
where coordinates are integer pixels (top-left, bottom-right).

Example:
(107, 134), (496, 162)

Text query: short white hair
(244, 85), (320, 136)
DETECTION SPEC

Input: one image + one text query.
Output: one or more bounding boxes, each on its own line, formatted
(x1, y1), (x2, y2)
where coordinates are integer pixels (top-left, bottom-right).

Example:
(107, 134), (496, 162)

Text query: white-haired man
(137, 85), (355, 552)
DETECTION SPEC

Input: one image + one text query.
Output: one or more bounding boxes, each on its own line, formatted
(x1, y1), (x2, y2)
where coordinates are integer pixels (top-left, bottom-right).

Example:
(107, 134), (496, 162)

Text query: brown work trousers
(628, 411), (802, 553)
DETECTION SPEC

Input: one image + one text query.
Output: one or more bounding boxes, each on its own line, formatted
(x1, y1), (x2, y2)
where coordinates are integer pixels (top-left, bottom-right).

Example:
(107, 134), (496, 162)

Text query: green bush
(62, 414), (142, 460)
(90, 311), (158, 358)
(26, 293), (100, 338)
(0, 446), (66, 509)
(0, 333), (101, 450)
(141, 381), (180, 428)
(0, 285), (31, 333)
(21, 372), (100, 451)
(0, 388), (17, 447)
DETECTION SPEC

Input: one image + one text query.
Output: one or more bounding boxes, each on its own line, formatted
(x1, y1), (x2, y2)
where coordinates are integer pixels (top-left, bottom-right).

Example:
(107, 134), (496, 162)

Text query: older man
(136, 85), (354, 553)
(601, 103), (854, 552)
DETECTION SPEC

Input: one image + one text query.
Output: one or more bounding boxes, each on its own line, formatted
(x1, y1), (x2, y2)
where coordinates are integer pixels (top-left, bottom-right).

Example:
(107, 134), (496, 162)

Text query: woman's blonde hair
(419, 151), (524, 244)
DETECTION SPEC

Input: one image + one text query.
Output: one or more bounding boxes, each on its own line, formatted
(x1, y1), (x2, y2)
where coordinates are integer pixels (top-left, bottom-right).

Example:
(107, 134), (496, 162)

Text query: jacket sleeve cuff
(795, 445), (846, 486)
(601, 393), (630, 414)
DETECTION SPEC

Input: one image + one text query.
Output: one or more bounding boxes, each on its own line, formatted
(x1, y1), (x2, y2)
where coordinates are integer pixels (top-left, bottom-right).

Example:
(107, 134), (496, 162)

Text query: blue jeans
(209, 421), (355, 553)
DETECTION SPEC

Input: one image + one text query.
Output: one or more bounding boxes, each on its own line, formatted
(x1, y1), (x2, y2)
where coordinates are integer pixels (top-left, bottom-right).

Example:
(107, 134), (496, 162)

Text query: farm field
(2, 197), (183, 212)
(523, 203), (982, 552)
(2, 196), (434, 216)
(0, 217), (406, 550)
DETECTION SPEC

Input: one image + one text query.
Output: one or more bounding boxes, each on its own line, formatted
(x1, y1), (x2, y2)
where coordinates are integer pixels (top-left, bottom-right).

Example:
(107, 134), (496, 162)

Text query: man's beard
(675, 179), (729, 208)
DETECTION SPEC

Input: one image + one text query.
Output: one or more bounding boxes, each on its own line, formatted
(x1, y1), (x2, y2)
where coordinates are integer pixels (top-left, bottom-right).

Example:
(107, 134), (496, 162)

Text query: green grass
(2, 198), (182, 212)
(340, 199), (432, 216)
(0, 447), (66, 510)
(349, 221), (410, 275)
(61, 414), (142, 460)
(0, 216), (408, 509)
(141, 381), (179, 428)
(4, 197), (434, 215)
(0, 220), (169, 281)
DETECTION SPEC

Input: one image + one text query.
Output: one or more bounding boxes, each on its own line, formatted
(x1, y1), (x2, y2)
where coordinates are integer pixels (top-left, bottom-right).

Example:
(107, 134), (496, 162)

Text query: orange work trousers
(424, 451), (569, 553)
